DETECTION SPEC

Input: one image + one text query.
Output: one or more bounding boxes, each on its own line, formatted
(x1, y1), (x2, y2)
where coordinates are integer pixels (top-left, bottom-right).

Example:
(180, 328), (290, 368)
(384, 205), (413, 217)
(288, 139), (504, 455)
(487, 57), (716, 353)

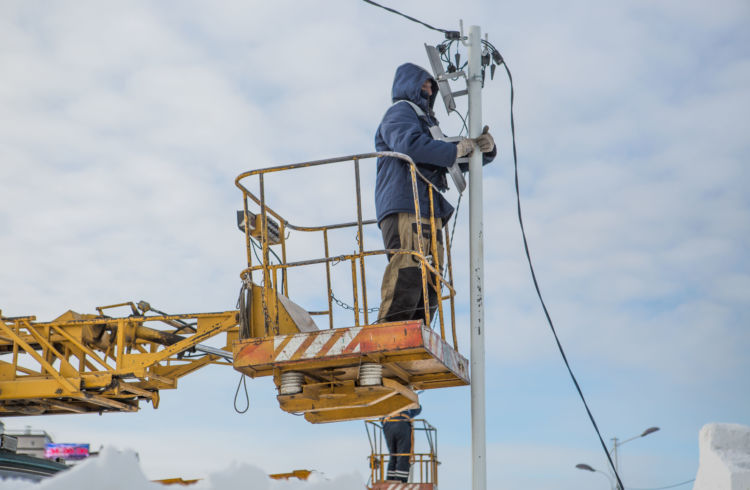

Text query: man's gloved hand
(456, 138), (474, 158)
(474, 125), (495, 153)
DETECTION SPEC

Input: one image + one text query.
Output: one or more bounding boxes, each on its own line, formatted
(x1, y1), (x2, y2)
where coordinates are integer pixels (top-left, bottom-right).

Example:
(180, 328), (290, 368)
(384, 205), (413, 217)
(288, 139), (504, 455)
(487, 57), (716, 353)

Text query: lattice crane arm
(0, 305), (239, 416)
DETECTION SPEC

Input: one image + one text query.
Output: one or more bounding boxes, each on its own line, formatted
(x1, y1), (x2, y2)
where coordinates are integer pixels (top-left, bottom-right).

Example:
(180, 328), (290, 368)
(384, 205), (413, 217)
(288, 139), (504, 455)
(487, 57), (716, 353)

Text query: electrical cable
(500, 58), (625, 490)
(351, 6), (625, 484)
(455, 109), (469, 136)
(441, 192), (462, 284)
(627, 480), (695, 490)
(249, 236), (285, 294)
(249, 236), (263, 264)
(361, 0), (457, 37)
(233, 372), (250, 413)
(250, 235), (283, 265)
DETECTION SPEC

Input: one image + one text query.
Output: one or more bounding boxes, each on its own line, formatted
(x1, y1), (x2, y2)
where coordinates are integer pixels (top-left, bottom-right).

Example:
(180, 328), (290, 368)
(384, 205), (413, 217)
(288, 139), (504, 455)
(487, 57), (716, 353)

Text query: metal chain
(330, 291), (380, 313)
(329, 250), (379, 313)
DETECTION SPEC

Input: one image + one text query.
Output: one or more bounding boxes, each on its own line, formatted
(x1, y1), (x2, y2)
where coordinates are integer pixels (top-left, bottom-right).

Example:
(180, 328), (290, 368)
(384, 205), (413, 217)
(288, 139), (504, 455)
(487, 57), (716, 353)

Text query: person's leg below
(383, 422), (400, 480)
(393, 422), (413, 482)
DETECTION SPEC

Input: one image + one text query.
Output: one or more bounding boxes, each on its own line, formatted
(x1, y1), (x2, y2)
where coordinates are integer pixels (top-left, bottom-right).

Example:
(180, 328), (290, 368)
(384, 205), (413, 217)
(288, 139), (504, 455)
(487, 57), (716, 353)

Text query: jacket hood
(391, 63), (438, 113)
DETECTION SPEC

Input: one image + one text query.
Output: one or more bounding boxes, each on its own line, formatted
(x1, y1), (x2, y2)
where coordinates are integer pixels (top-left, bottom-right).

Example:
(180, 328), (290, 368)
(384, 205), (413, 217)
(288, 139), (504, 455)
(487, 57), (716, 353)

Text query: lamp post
(576, 426), (660, 489)
(576, 463), (616, 490)
(611, 426), (660, 474)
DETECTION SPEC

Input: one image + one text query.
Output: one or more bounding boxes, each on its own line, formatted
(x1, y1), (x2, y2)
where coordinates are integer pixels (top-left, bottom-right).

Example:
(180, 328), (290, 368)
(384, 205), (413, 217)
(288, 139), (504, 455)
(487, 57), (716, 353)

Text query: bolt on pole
(467, 24), (487, 490)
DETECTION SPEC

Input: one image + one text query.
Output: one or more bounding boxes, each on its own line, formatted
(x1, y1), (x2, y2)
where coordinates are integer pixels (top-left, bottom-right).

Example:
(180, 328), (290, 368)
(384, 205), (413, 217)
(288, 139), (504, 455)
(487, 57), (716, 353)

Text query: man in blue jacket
(382, 405), (422, 482)
(375, 63), (496, 324)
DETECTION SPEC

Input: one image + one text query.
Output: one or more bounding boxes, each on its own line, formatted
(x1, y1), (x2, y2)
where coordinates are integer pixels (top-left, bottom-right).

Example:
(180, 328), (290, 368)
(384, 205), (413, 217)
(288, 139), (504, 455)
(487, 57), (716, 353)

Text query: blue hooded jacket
(374, 63), (496, 224)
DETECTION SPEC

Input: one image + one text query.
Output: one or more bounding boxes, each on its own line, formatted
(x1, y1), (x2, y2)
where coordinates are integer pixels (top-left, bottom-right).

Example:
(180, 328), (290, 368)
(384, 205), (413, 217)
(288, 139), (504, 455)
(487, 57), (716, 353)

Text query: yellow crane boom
(0, 153), (469, 423)
(0, 305), (238, 416)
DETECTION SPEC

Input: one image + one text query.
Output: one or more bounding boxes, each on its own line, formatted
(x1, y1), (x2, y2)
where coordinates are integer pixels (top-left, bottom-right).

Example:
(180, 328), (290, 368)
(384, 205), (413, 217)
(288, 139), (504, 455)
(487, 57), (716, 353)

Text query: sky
(1, 0), (749, 488)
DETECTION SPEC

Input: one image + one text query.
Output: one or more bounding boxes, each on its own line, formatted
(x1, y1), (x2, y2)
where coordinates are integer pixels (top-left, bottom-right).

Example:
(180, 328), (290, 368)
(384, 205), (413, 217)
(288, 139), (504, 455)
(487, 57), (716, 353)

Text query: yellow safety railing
(234, 152), (459, 350)
(365, 418), (439, 485)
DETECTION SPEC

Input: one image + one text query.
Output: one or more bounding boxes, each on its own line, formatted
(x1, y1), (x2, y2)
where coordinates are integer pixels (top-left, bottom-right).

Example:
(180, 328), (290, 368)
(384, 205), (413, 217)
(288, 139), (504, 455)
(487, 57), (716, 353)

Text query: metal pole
(467, 24), (486, 490)
(612, 438), (619, 473)
(611, 437), (619, 490)
(598, 469), (617, 490)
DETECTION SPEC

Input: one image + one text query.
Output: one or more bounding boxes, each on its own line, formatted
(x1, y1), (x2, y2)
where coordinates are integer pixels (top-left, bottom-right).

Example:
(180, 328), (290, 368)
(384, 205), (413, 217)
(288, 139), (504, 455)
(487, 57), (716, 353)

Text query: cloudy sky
(1, 0), (748, 488)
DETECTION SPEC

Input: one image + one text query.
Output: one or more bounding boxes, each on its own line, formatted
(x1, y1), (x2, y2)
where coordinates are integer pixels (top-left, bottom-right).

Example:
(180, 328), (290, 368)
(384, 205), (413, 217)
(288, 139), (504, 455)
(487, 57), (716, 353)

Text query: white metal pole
(467, 24), (486, 490)
(612, 438), (620, 490)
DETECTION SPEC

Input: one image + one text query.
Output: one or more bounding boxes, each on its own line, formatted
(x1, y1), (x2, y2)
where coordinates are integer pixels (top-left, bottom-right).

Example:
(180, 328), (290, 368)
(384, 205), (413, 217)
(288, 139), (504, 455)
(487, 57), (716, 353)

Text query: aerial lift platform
(232, 152), (469, 423)
(365, 417), (439, 489)
(0, 152), (469, 423)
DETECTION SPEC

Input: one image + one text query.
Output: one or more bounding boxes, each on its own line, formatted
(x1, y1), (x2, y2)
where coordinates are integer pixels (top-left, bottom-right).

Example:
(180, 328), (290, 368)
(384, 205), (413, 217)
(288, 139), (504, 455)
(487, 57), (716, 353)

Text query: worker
(383, 405), (422, 482)
(375, 63), (496, 323)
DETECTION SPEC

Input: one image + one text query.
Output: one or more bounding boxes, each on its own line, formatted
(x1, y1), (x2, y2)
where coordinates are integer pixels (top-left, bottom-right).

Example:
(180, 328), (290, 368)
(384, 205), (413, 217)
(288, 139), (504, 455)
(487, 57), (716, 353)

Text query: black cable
(350, 11), (619, 483)
(234, 373), (250, 413)
(501, 59), (625, 490)
(628, 480), (695, 490)
(250, 236), (283, 265)
(442, 192), (462, 283)
(249, 236), (285, 294)
(356, 7), (622, 483)
(249, 236), (263, 264)
(481, 39), (500, 53)
(361, 0), (455, 36)
(455, 109), (469, 136)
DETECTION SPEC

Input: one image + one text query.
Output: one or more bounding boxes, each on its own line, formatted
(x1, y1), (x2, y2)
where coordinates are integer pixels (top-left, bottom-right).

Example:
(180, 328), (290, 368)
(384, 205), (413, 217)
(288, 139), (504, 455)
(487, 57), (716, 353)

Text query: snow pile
(1, 447), (159, 490)
(1, 447), (365, 490)
(693, 423), (750, 490)
(197, 462), (364, 490)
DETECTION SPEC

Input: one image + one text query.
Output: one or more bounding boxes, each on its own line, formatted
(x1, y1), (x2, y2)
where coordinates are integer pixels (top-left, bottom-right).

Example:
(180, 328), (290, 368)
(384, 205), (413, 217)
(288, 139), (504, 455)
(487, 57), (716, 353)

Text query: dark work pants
(378, 213), (444, 324)
(383, 420), (412, 482)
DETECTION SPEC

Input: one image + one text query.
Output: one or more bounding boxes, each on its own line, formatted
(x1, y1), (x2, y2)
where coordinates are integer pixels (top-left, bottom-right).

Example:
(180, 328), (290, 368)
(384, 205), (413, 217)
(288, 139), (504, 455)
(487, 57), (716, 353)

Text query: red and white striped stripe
(371, 483), (433, 490)
(272, 326), (364, 362)
(234, 321), (470, 387)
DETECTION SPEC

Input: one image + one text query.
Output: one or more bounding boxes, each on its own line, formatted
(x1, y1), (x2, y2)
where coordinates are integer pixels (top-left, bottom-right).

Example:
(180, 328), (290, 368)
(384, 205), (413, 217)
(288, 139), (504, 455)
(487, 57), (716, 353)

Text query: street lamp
(641, 427), (660, 436)
(576, 426), (660, 490)
(575, 463), (616, 490)
(611, 426), (660, 474)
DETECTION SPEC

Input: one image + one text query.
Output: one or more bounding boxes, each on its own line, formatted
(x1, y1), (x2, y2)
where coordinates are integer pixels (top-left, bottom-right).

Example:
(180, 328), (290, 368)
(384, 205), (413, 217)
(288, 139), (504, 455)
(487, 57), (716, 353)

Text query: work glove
(455, 138), (474, 158)
(474, 125), (495, 153)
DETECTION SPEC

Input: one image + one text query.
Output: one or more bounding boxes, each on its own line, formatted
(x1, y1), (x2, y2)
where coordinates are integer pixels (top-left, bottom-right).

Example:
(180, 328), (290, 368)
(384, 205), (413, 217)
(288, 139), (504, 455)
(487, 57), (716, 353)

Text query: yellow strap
(384, 414), (412, 423)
